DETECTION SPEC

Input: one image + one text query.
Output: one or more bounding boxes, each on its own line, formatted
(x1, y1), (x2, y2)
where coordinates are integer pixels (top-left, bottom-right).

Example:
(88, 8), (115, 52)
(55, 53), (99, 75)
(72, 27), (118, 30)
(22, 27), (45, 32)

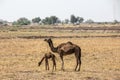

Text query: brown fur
(38, 52), (56, 71)
(44, 38), (81, 71)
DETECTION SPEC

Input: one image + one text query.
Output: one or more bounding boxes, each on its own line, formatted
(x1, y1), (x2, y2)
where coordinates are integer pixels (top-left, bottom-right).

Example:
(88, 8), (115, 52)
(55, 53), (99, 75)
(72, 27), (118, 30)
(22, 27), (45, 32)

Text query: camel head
(44, 38), (57, 52)
(44, 38), (52, 43)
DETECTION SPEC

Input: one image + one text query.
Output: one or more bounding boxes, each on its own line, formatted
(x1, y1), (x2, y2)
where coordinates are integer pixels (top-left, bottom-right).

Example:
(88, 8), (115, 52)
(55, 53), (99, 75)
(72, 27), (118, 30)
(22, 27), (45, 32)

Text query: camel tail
(38, 56), (45, 66)
(79, 47), (81, 59)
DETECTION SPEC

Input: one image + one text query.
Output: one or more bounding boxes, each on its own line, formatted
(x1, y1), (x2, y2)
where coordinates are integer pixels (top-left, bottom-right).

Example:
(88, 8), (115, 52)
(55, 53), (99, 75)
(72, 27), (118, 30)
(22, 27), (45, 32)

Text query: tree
(113, 20), (119, 24)
(50, 16), (58, 24)
(32, 17), (41, 23)
(13, 17), (31, 25)
(70, 15), (84, 24)
(41, 17), (51, 25)
(70, 14), (77, 24)
(42, 16), (59, 25)
(76, 17), (84, 24)
(41, 19), (46, 24)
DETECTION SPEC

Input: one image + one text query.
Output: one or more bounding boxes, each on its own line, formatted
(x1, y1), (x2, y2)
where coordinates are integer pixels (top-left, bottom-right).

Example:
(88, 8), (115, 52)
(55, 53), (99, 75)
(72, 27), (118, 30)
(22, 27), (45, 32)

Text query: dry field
(0, 26), (120, 80)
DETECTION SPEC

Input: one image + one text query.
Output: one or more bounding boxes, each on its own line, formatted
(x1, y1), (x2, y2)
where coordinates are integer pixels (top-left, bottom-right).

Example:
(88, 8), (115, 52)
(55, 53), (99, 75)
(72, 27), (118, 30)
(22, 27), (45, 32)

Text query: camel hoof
(78, 69), (80, 71)
(74, 69), (77, 71)
(74, 69), (80, 72)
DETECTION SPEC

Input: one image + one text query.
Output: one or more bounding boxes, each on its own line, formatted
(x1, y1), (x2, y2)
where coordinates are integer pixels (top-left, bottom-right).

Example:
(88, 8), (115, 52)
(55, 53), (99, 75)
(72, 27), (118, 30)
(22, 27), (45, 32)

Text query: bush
(13, 17), (31, 25)
(32, 17), (41, 23)
(42, 16), (59, 25)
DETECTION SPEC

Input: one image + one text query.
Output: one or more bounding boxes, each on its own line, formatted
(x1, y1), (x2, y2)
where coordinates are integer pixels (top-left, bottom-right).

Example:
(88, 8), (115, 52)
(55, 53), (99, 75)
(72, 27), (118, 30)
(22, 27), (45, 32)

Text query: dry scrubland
(0, 25), (120, 80)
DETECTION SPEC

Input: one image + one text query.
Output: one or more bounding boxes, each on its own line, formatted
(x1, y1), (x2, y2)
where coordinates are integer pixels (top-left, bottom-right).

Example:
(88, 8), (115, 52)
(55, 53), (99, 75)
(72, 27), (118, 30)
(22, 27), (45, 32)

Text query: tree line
(12, 14), (86, 25)
(0, 14), (119, 26)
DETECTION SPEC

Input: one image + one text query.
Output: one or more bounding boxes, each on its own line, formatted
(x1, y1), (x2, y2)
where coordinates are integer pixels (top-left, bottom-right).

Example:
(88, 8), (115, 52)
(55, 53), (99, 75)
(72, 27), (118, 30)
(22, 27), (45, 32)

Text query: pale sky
(0, 0), (120, 22)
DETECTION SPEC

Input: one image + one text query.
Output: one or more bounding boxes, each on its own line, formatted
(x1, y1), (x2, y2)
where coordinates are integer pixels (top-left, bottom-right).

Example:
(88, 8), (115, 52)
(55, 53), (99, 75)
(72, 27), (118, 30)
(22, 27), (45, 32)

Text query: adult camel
(44, 38), (81, 71)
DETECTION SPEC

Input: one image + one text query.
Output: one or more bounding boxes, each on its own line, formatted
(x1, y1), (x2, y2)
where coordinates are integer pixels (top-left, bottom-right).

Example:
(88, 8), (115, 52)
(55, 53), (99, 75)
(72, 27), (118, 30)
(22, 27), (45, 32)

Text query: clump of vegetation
(113, 20), (119, 24)
(1, 14), (119, 27)
(42, 16), (60, 25)
(32, 17), (41, 23)
(12, 17), (31, 25)
(70, 14), (84, 24)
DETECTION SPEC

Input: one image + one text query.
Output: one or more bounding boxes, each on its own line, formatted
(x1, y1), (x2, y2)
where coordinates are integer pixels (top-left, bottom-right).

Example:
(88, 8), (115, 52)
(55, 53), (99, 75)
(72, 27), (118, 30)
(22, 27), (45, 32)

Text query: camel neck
(48, 41), (57, 52)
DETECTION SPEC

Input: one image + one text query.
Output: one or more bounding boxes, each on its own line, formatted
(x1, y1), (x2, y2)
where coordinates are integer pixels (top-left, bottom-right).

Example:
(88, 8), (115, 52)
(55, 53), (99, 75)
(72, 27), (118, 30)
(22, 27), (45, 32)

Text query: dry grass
(0, 28), (120, 39)
(0, 37), (120, 80)
(0, 25), (120, 80)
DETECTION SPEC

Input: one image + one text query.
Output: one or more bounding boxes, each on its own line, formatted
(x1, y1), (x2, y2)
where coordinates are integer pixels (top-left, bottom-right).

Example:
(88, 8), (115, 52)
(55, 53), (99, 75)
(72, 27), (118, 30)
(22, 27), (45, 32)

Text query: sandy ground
(0, 38), (120, 80)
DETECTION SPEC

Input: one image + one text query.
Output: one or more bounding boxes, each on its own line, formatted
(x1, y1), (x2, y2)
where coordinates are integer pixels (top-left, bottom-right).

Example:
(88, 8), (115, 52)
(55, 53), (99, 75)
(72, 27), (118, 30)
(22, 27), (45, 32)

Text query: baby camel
(38, 52), (56, 71)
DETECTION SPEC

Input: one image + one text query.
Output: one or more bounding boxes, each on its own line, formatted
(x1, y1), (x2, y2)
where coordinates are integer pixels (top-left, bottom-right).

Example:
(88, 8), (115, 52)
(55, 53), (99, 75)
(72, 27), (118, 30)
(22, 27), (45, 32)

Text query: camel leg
(52, 58), (54, 71)
(52, 58), (56, 71)
(52, 60), (54, 71)
(54, 64), (56, 71)
(47, 60), (49, 70)
(78, 58), (81, 71)
(52, 64), (54, 72)
(52, 63), (56, 72)
(74, 54), (78, 71)
(60, 54), (64, 71)
(45, 58), (49, 70)
(78, 49), (81, 71)
(45, 58), (47, 70)
(54, 59), (56, 71)
(75, 60), (78, 71)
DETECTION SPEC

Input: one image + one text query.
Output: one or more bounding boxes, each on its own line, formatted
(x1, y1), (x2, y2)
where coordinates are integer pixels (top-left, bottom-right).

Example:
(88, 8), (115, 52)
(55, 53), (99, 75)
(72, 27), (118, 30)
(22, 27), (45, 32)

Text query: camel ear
(44, 38), (49, 41)
(44, 38), (52, 42)
(44, 39), (47, 41)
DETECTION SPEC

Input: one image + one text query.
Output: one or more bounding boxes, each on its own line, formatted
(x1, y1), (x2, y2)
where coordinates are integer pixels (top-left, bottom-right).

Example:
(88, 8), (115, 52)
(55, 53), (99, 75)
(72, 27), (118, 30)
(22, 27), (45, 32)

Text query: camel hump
(67, 41), (73, 45)
(60, 43), (74, 52)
